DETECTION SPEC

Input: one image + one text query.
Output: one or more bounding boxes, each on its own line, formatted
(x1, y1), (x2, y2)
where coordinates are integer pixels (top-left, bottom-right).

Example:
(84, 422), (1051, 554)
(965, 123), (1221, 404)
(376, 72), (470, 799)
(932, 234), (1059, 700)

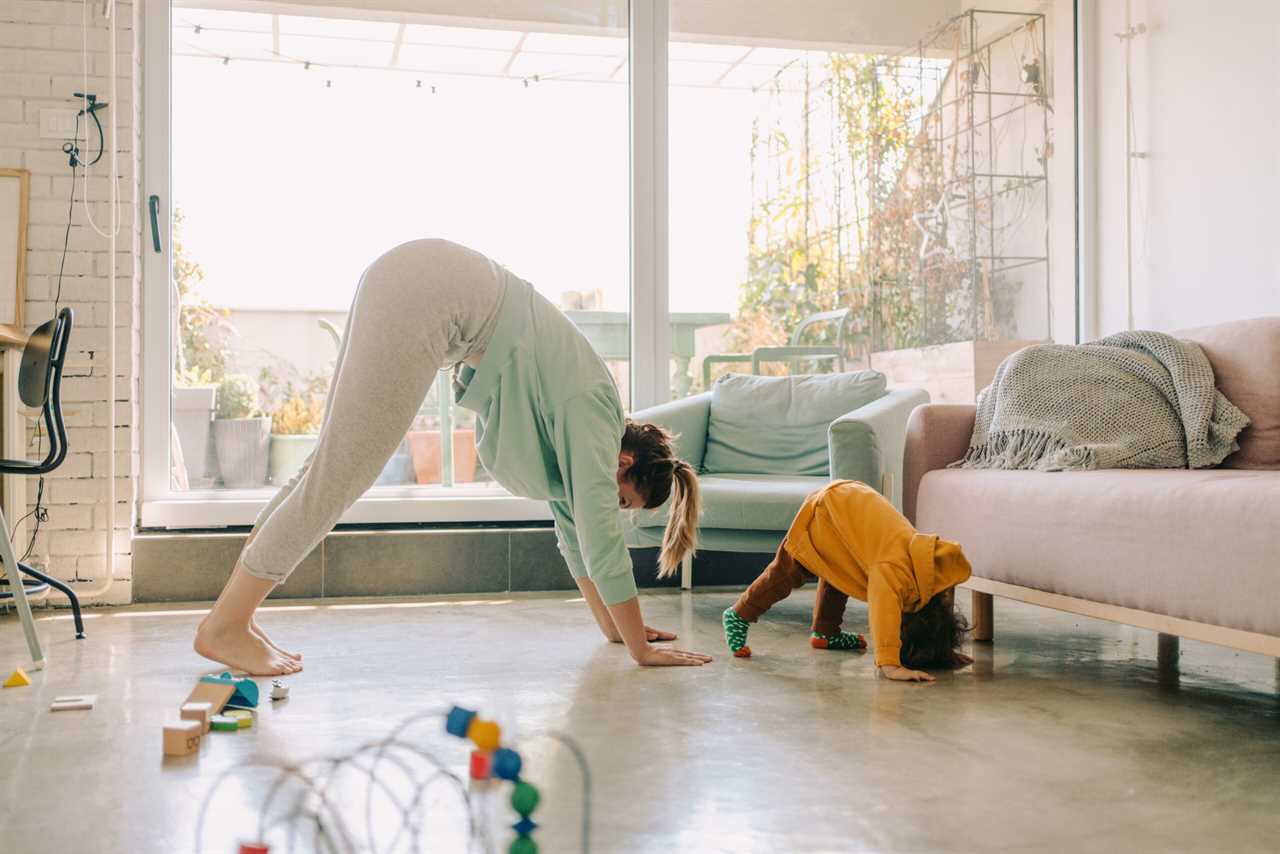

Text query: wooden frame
(963, 577), (1280, 658)
(0, 168), (28, 343)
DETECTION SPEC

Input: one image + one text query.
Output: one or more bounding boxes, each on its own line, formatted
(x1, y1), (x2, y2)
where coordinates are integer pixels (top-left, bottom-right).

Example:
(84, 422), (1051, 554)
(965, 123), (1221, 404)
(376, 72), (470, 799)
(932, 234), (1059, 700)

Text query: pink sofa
(903, 317), (1280, 661)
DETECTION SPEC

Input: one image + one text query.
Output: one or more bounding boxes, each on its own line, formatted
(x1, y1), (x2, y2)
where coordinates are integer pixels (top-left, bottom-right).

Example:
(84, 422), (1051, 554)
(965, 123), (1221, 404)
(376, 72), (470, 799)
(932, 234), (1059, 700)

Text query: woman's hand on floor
(879, 665), (935, 683)
(633, 645), (713, 667)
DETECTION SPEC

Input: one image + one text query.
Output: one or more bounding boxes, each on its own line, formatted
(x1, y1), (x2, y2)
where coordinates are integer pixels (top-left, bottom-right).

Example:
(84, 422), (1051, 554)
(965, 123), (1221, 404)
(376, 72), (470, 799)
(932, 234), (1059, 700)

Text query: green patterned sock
(810, 631), (866, 651)
(723, 608), (752, 657)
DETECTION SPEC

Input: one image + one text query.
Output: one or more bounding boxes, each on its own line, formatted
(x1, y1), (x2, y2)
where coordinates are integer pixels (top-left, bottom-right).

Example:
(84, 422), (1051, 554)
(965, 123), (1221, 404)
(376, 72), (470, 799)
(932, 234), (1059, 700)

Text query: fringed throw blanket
(953, 331), (1251, 471)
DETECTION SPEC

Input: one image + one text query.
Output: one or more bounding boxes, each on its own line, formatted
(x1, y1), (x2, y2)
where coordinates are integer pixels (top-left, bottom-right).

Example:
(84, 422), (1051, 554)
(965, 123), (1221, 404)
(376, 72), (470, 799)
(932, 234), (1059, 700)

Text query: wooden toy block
(186, 680), (235, 715)
(181, 701), (213, 733)
(50, 694), (96, 712)
(163, 720), (202, 756)
(210, 715), (239, 732)
(3, 668), (32, 688)
(200, 671), (260, 708)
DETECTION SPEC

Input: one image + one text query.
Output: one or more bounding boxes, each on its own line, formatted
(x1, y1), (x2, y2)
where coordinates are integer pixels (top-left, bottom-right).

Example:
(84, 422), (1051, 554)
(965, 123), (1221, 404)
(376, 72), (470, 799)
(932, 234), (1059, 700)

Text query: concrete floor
(1, 590), (1279, 854)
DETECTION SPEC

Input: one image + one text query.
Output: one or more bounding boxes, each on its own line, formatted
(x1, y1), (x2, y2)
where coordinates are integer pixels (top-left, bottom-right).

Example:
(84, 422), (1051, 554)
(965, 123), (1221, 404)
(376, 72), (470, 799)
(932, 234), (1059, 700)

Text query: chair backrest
(789, 308), (852, 348)
(12, 308), (73, 474)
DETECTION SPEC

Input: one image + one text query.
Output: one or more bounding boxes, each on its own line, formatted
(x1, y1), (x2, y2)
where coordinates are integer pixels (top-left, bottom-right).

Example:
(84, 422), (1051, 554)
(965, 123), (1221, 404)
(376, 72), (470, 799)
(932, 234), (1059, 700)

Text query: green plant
(173, 208), (232, 384)
(215, 374), (262, 420)
(271, 393), (324, 435)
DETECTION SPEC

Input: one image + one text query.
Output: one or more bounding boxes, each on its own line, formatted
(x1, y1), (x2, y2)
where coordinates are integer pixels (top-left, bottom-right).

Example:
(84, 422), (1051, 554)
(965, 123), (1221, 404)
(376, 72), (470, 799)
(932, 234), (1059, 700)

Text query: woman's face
(616, 453), (646, 510)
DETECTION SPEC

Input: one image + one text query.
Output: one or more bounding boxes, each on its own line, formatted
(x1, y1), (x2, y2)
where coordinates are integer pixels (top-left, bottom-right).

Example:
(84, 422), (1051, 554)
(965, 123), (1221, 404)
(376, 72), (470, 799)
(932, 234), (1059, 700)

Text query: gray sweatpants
(240, 239), (507, 583)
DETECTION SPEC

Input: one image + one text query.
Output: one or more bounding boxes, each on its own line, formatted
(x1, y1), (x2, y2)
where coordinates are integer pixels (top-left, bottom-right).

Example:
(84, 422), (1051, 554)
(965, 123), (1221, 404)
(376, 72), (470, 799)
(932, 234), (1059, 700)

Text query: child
(723, 480), (974, 683)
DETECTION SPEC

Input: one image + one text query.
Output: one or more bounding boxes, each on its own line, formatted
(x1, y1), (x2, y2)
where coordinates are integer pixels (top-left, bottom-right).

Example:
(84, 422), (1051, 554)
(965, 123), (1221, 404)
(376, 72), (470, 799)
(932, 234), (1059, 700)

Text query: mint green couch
(626, 371), (929, 588)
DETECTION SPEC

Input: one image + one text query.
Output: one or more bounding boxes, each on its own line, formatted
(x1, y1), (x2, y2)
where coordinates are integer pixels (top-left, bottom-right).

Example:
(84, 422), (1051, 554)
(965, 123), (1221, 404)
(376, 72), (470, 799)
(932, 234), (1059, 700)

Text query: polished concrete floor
(2, 589), (1279, 853)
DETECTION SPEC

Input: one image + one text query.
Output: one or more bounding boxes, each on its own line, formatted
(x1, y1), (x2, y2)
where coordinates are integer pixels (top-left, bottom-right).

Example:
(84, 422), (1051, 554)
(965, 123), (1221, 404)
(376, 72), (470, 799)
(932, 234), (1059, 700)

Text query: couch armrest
(828, 387), (930, 510)
(630, 392), (712, 470)
(903, 404), (976, 525)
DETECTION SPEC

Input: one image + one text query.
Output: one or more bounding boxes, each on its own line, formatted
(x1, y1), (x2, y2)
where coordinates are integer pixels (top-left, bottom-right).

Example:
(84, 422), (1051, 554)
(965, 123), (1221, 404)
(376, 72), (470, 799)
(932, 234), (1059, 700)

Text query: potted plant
(173, 365), (219, 487)
(268, 391), (324, 485)
(212, 374), (271, 487)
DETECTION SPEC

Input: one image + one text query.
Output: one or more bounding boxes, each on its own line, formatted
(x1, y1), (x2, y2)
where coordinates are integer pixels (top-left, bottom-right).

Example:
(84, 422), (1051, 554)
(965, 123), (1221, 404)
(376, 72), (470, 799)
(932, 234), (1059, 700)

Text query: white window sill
(141, 486), (553, 529)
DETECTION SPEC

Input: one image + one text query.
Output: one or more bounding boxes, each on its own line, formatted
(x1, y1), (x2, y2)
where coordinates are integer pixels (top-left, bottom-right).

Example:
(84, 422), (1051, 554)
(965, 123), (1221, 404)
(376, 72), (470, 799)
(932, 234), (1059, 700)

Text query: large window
(145, 1), (631, 525)
(669, 6), (1071, 405)
(144, 2), (1077, 527)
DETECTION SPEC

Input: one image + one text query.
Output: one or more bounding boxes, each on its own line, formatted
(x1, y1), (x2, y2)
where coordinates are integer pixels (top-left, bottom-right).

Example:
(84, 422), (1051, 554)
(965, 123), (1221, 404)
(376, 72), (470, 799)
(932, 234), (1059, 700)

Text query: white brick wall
(0, 1), (140, 606)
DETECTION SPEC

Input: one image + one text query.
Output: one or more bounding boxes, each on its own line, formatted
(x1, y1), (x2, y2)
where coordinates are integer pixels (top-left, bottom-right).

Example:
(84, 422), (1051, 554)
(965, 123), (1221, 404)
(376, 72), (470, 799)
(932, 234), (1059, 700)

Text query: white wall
(0, 1), (139, 603)
(1089, 0), (1280, 335)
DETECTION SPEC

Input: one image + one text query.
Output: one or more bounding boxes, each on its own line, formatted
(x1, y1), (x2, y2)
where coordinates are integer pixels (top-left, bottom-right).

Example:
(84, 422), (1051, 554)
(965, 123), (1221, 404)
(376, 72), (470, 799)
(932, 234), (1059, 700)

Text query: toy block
(186, 680), (235, 715)
(200, 671), (260, 708)
(163, 720), (202, 756)
(239, 845), (270, 854)
(226, 709), (254, 729)
(181, 701), (213, 733)
(211, 715), (239, 732)
(270, 680), (289, 701)
(50, 694), (96, 712)
(3, 668), (32, 688)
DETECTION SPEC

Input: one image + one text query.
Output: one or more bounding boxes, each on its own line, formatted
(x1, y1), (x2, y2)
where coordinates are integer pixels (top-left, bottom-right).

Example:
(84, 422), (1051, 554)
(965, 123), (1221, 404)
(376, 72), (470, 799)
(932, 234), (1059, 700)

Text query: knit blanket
(952, 330), (1251, 471)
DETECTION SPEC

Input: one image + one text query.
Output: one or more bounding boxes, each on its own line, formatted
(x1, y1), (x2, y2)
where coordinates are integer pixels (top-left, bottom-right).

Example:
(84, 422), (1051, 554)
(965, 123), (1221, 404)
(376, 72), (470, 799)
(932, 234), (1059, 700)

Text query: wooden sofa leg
(972, 591), (993, 642)
(680, 553), (693, 591)
(1157, 633), (1180, 685)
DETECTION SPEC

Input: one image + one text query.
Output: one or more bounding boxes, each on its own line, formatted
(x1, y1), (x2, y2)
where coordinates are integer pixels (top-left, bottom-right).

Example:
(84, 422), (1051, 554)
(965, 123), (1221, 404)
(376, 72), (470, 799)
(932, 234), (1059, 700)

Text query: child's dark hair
(900, 592), (970, 669)
(621, 420), (701, 578)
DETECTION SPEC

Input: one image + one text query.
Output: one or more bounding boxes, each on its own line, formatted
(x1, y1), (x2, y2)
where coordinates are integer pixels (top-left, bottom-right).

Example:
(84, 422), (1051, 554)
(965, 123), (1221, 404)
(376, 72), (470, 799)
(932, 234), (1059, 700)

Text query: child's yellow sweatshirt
(782, 480), (972, 667)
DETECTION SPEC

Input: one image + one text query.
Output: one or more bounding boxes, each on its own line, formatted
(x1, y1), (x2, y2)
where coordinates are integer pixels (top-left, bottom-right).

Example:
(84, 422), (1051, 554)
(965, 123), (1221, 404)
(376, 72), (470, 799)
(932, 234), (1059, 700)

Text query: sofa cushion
(703, 372), (887, 476)
(917, 468), (1280, 636)
(1177, 317), (1280, 469)
(631, 473), (827, 532)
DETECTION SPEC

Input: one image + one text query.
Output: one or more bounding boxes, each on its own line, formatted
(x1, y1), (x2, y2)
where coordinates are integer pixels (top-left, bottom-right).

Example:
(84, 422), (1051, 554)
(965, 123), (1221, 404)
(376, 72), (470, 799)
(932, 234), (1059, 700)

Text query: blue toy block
(200, 671), (260, 708)
(492, 747), (522, 781)
(446, 705), (477, 738)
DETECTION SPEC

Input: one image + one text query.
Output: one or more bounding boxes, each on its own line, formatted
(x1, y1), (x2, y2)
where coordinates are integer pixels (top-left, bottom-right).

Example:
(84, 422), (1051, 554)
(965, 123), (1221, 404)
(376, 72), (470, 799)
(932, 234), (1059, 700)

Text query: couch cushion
(703, 372), (887, 476)
(1177, 317), (1280, 469)
(917, 468), (1280, 636)
(631, 473), (827, 532)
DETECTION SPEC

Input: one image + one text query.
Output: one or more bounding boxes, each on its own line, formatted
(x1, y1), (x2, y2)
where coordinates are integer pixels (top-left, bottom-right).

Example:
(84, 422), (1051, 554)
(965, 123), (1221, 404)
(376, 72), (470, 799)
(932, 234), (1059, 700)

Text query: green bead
(509, 836), (538, 854)
(510, 781), (540, 816)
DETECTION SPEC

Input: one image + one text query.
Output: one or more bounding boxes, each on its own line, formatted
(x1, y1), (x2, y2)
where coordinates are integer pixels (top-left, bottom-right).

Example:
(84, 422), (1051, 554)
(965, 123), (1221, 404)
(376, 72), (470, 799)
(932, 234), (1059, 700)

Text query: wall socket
(39, 108), (80, 140)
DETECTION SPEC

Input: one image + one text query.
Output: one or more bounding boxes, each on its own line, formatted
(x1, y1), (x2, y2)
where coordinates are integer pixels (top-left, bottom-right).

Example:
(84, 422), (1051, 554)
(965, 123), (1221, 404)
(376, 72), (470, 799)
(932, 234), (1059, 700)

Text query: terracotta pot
(406, 430), (478, 485)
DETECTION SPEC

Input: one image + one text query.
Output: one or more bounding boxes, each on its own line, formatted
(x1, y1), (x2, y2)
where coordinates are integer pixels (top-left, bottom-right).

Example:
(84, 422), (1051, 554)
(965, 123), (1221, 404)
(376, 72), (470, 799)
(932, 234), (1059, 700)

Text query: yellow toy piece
(467, 718), (501, 752)
(3, 668), (32, 688)
(226, 709), (254, 729)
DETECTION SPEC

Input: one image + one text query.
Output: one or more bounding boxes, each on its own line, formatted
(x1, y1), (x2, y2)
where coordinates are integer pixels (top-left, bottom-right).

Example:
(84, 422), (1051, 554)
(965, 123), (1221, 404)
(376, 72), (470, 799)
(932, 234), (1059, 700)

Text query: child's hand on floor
(952, 651), (975, 668)
(879, 665), (935, 683)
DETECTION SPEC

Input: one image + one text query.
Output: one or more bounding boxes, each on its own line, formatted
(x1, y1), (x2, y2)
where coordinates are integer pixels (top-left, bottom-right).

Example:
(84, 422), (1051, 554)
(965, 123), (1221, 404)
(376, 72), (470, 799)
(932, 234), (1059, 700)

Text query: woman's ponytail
(620, 420), (702, 579)
(657, 460), (701, 578)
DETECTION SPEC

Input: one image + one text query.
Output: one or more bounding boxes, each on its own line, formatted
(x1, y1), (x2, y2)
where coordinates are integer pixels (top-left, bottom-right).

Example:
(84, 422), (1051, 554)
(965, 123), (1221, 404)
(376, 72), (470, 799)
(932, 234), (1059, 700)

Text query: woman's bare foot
(250, 620), (302, 661)
(194, 619), (302, 676)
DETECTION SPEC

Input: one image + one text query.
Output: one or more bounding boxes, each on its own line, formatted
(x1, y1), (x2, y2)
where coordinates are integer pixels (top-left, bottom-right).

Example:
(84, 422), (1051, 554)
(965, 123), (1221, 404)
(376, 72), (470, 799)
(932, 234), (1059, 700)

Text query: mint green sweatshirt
(453, 276), (638, 606)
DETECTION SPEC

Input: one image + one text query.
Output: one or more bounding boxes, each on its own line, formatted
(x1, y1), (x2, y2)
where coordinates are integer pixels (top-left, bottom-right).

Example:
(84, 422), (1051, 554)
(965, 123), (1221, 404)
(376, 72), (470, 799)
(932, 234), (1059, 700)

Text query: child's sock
(809, 631), (866, 651)
(723, 608), (752, 658)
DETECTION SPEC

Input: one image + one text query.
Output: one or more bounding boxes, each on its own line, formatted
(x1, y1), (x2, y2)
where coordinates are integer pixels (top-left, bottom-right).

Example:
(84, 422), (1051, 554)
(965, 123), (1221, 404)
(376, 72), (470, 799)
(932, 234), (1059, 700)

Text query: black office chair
(0, 308), (84, 666)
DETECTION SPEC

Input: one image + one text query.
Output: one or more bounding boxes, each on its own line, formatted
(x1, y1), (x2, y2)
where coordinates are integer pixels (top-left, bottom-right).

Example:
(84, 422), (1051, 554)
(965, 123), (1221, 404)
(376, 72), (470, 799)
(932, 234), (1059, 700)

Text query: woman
(194, 240), (709, 675)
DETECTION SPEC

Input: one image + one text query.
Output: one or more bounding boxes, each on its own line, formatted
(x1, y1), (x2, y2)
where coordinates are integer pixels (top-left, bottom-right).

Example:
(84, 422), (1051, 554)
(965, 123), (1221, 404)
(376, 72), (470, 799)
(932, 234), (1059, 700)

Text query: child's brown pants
(731, 542), (849, 636)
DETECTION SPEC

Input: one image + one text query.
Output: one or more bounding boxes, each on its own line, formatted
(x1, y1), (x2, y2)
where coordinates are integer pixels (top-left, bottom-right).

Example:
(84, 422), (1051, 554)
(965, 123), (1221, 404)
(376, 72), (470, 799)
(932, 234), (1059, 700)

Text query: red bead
(239, 844), (270, 854)
(470, 749), (492, 780)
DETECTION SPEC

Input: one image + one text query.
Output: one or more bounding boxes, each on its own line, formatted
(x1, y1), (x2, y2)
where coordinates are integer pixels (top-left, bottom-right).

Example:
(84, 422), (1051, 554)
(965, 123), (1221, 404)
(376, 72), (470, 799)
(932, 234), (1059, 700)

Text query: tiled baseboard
(132, 528), (772, 603)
